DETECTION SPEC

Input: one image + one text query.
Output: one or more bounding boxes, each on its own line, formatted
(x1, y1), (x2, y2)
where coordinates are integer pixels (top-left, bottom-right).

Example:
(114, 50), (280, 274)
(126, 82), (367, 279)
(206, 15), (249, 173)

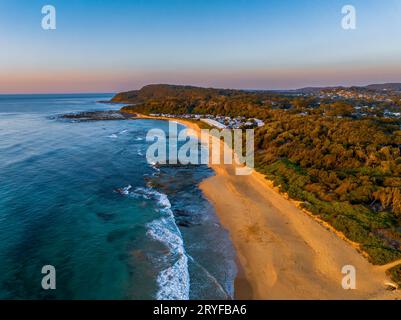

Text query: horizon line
(1, 80), (401, 96)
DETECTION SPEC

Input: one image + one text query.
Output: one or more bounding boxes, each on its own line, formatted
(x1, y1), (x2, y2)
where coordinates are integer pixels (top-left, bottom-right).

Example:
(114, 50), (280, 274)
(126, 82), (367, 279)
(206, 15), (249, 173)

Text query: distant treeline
(116, 84), (401, 264)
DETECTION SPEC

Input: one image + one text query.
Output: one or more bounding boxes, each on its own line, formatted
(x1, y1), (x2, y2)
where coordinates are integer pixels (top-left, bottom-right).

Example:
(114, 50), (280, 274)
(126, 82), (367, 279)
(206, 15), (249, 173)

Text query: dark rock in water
(60, 110), (137, 121)
(177, 218), (202, 228)
(177, 220), (193, 228)
(96, 212), (116, 221)
(174, 209), (202, 228)
(132, 249), (147, 262)
(174, 209), (192, 217)
(145, 179), (163, 189)
(107, 229), (130, 242)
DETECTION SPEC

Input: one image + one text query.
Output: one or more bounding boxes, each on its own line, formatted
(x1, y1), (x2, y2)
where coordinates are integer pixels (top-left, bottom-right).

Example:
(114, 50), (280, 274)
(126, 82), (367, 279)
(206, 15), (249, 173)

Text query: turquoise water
(0, 94), (236, 300)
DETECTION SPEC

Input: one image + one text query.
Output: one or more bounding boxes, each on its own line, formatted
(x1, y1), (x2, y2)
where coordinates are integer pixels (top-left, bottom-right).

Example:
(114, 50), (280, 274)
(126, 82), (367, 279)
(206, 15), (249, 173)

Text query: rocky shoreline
(59, 110), (137, 121)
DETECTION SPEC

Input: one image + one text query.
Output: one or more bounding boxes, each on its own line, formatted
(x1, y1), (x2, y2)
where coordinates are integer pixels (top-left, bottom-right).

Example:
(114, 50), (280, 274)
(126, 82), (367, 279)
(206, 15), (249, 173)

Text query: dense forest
(116, 84), (401, 265)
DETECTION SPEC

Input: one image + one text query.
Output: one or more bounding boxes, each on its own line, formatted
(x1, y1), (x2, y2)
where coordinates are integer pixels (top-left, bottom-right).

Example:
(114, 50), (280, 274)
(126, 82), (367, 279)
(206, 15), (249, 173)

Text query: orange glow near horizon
(2, 63), (401, 94)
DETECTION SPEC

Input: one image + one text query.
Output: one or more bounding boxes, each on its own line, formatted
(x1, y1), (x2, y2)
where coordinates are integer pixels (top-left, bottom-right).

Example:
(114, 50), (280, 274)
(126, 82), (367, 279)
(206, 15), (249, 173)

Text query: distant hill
(293, 83), (401, 94)
(364, 83), (401, 91)
(110, 84), (240, 103)
(111, 83), (401, 103)
(291, 86), (342, 94)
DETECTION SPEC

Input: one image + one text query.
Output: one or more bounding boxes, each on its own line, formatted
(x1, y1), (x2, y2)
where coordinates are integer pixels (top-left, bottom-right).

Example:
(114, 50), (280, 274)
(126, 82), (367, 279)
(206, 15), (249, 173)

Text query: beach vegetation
(386, 264), (401, 288)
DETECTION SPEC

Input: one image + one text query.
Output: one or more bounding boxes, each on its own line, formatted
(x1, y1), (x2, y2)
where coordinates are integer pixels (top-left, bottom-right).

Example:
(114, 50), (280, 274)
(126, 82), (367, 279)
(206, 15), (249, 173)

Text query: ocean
(0, 94), (237, 300)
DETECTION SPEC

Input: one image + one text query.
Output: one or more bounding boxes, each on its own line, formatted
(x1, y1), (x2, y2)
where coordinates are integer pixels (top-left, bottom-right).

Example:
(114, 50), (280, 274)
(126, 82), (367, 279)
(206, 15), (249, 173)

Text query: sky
(1, 0), (401, 93)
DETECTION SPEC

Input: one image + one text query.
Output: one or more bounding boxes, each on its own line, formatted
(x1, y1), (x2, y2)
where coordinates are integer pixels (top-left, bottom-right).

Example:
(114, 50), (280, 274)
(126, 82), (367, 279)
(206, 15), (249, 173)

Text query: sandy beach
(136, 114), (401, 300)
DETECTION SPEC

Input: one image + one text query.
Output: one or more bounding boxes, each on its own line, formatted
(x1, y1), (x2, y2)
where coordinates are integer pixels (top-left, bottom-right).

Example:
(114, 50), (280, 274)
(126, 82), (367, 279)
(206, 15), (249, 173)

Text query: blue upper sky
(1, 0), (401, 93)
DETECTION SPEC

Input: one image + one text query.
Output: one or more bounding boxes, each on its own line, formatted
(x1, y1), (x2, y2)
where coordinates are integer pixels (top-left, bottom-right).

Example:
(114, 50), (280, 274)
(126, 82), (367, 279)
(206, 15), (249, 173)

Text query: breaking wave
(132, 187), (190, 300)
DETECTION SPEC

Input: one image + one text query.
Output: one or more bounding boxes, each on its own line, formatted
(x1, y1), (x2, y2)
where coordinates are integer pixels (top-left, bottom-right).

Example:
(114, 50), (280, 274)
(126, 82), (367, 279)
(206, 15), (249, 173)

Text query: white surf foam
(148, 161), (161, 172)
(115, 184), (132, 195)
(132, 187), (171, 208)
(147, 217), (190, 300)
(121, 185), (132, 195)
(133, 187), (190, 300)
